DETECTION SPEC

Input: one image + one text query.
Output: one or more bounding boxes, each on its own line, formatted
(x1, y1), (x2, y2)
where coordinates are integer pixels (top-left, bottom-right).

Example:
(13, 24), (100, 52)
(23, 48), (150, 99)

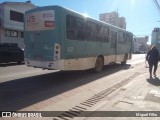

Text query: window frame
(5, 29), (18, 37)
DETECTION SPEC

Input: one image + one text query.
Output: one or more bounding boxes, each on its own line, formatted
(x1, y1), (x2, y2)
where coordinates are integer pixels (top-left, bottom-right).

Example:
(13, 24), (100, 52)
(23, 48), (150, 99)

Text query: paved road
(0, 54), (146, 112)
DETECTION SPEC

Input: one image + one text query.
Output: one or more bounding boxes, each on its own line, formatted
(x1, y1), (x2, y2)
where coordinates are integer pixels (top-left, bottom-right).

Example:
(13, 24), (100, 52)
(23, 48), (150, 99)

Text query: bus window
(129, 34), (133, 43)
(76, 18), (85, 40)
(66, 15), (76, 40)
(118, 31), (125, 43)
(86, 21), (99, 42)
(66, 15), (85, 41)
(90, 22), (98, 42)
(99, 26), (109, 43)
(103, 27), (109, 35)
(110, 31), (117, 48)
(126, 33), (131, 43)
(86, 22), (91, 41)
(103, 27), (109, 42)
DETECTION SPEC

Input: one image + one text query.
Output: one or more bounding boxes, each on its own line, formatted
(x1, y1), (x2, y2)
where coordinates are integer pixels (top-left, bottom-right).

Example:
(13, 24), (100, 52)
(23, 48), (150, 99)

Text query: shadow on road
(146, 77), (160, 86)
(0, 63), (131, 111)
(0, 62), (24, 67)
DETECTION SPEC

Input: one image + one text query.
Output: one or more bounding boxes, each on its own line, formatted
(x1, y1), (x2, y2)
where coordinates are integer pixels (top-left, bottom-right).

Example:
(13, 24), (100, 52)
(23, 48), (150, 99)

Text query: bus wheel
(95, 56), (104, 72)
(121, 54), (127, 65)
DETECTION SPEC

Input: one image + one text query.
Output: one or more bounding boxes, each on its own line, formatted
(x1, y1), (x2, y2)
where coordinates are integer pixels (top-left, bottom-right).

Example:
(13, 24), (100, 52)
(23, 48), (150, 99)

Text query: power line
(153, 0), (160, 16)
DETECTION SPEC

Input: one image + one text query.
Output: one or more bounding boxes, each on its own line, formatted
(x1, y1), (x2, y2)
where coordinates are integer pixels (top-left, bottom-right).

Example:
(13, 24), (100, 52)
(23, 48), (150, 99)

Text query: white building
(133, 36), (148, 53)
(0, 1), (36, 49)
(99, 11), (126, 30)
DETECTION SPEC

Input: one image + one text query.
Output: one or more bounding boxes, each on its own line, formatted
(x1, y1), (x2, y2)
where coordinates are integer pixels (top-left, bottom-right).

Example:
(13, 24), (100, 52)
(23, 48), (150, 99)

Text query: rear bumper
(25, 59), (64, 70)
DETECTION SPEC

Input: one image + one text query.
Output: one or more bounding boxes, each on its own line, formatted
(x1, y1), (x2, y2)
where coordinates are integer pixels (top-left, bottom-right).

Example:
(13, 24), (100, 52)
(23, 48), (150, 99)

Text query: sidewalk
(82, 65), (160, 120)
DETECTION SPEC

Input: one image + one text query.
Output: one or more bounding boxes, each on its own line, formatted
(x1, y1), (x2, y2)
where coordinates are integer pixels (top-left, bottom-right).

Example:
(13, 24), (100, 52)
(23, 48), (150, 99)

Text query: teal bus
(24, 5), (133, 72)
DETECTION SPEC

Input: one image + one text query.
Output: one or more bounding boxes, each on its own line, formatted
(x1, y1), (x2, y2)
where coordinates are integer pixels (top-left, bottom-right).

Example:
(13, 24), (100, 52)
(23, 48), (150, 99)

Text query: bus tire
(121, 54), (127, 65)
(94, 56), (104, 72)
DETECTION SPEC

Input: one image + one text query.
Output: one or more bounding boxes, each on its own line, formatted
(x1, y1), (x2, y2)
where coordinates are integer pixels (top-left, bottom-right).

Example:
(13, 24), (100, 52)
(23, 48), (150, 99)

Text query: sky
(1, 0), (160, 44)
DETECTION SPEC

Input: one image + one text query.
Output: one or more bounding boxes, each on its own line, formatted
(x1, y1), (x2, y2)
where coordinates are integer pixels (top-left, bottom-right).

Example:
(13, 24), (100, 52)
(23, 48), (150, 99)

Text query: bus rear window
(25, 10), (55, 31)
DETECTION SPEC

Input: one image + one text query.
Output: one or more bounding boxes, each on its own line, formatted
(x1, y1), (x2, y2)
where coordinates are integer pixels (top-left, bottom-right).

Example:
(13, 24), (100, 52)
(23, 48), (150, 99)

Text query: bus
(24, 5), (133, 72)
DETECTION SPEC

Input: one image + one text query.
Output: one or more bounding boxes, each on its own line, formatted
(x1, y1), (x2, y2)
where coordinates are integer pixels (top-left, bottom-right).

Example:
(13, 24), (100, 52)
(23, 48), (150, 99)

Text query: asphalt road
(0, 54), (145, 111)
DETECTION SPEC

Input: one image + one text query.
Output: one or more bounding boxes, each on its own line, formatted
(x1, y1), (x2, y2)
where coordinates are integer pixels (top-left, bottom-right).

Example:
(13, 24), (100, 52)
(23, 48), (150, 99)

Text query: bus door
(110, 31), (117, 62)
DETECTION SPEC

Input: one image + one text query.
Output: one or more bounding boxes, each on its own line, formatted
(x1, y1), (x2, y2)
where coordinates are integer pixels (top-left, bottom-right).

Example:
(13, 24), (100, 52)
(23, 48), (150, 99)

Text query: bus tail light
(54, 43), (61, 60)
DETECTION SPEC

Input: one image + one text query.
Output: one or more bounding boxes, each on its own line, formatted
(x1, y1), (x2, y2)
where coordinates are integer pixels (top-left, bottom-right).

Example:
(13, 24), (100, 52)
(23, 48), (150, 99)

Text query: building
(151, 28), (160, 51)
(0, 1), (36, 49)
(99, 11), (126, 30)
(133, 36), (148, 53)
